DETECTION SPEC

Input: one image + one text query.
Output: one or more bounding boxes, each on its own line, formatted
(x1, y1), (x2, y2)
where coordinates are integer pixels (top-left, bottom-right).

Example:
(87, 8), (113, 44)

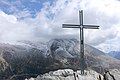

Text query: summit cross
(62, 10), (100, 74)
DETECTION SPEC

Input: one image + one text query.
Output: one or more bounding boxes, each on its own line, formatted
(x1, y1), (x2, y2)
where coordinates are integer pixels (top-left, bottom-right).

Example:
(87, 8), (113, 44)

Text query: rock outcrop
(26, 69), (120, 80)
(26, 69), (103, 80)
(0, 57), (8, 73)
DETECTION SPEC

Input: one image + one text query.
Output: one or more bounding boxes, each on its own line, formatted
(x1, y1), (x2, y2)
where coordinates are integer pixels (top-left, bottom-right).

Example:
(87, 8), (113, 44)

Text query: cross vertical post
(62, 10), (99, 75)
(79, 10), (85, 75)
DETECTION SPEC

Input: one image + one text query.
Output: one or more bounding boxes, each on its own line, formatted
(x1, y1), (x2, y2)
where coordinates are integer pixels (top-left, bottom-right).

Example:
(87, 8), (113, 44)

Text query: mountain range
(108, 51), (120, 60)
(0, 39), (120, 80)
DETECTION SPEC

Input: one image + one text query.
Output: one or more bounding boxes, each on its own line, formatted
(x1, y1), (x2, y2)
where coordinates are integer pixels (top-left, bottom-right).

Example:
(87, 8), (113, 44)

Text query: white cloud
(0, 0), (120, 52)
(0, 10), (34, 43)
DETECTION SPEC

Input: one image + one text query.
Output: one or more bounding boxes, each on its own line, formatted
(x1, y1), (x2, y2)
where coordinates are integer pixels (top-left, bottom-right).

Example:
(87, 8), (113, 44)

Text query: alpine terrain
(0, 39), (120, 80)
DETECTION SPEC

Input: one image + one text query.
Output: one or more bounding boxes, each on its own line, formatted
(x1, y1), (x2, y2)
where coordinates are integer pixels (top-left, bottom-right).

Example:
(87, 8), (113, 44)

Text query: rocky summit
(26, 69), (120, 80)
(0, 39), (120, 80)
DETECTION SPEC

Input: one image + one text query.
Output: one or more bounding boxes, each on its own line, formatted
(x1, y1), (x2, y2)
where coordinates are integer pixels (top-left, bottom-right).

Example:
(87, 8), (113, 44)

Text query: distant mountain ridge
(0, 39), (120, 80)
(108, 51), (120, 60)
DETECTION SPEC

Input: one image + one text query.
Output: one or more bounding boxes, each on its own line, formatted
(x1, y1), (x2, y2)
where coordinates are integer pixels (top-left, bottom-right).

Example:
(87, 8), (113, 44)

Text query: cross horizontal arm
(83, 25), (99, 27)
(83, 27), (99, 29)
(63, 26), (81, 28)
(83, 25), (99, 29)
(62, 24), (80, 28)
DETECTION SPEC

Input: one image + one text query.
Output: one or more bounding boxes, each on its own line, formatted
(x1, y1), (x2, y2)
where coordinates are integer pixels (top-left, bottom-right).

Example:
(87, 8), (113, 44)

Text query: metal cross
(62, 10), (99, 74)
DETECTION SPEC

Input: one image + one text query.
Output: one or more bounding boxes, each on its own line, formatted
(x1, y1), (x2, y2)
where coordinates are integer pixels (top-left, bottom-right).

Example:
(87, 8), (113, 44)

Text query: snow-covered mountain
(0, 39), (120, 80)
(108, 51), (120, 60)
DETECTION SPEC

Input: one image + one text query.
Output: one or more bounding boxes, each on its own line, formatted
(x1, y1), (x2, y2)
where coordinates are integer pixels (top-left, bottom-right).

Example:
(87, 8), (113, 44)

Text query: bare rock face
(26, 69), (103, 80)
(0, 57), (8, 72)
(26, 69), (120, 80)
(109, 69), (120, 79)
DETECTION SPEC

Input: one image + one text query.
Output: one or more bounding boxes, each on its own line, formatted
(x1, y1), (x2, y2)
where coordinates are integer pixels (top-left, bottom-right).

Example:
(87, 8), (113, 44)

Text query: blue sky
(0, 0), (55, 18)
(0, 0), (120, 52)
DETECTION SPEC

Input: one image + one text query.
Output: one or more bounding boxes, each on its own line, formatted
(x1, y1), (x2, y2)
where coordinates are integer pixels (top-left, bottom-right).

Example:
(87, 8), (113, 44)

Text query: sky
(0, 0), (120, 53)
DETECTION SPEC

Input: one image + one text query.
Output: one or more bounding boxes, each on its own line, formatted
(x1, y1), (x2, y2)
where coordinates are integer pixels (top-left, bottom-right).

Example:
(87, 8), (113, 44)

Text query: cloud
(38, 0), (120, 45)
(0, 10), (34, 43)
(0, 0), (120, 52)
